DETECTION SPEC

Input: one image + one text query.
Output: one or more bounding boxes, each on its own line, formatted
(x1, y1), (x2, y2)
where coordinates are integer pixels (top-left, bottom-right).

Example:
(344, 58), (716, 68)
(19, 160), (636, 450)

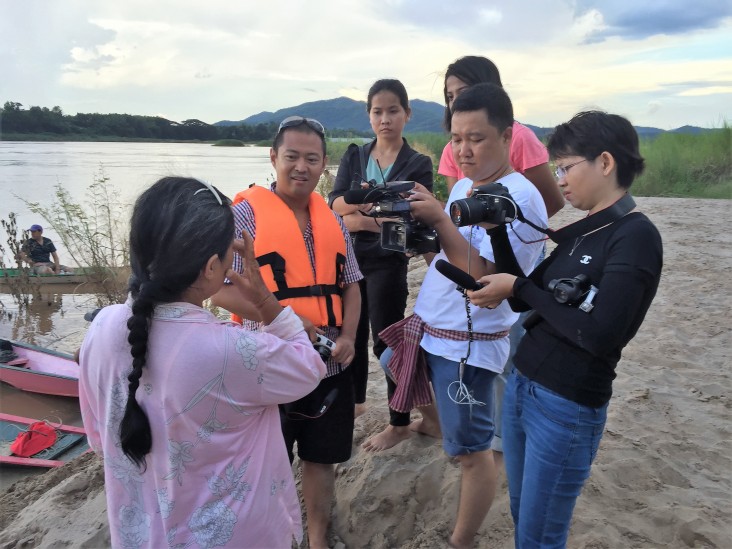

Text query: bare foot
(361, 425), (411, 452)
(409, 417), (441, 439)
(354, 402), (367, 418)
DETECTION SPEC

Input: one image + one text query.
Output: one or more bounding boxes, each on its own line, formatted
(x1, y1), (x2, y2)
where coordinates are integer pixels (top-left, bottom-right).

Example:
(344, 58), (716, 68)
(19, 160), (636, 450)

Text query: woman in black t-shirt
(329, 79), (433, 451)
(468, 111), (663, 547)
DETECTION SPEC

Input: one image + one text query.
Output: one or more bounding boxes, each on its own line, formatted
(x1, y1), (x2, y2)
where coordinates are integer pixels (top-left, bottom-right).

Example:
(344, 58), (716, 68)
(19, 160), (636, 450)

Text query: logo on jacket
(580, 255), (592, 265)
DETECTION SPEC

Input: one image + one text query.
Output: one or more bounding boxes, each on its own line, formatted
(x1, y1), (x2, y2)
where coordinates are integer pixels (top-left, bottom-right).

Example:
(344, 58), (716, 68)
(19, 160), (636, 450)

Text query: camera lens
(450, 198), (486, 227)
(554, 287), (570, 304)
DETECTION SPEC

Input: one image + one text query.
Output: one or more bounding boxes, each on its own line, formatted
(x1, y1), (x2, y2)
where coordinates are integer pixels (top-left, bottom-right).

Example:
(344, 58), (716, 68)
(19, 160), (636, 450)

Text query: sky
(1, 0), (731, 130)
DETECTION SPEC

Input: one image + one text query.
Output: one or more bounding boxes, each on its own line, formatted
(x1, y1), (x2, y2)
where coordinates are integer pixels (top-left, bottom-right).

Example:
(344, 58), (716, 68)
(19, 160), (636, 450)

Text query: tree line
(0, 101), (364, 142)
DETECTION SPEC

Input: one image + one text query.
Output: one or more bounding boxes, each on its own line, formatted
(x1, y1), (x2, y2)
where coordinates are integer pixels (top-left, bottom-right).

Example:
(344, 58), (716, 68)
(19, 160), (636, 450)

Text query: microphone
(343, 188), (387, 204)
(435, 259), (482, 291)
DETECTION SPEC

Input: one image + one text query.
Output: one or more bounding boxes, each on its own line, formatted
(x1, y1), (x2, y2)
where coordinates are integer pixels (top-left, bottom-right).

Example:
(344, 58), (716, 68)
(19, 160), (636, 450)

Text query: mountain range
(214, 97), (711, 138)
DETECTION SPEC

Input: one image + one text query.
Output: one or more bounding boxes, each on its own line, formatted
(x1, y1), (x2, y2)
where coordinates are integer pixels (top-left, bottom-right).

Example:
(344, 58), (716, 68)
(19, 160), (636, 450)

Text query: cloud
(1, 0), (729, 130)
(575, 0), (732, 41)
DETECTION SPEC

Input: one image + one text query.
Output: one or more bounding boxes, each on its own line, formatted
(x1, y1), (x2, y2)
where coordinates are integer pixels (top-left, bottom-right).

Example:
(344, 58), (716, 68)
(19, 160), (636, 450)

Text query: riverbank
(1, 197), (730, 548)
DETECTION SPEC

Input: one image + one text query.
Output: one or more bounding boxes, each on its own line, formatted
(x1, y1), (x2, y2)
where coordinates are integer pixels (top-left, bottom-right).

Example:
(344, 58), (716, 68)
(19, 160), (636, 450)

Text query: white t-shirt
(414, 172), (547, 372)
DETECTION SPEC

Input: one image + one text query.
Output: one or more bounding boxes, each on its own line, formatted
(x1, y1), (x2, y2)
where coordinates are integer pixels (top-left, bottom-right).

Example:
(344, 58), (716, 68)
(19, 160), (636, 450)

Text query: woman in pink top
(79, 177), (325, 549)
(439, 56), (565, 218)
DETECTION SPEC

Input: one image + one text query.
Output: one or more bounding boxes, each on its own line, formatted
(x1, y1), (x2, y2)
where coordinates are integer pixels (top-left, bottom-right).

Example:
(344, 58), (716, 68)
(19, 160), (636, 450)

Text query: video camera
(449, 182), (518, 227)
(344, 181), (440, 255)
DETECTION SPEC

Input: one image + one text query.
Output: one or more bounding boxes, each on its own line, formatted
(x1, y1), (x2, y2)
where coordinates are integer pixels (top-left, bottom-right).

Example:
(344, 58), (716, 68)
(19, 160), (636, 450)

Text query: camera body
(449, 182), (518, 227)
(548, 274), (599, 312)
(313, 333), (336, 362)
(548, 274), (590, 304)
(344, 181), (440, 255)
(380, 219), (440, 255)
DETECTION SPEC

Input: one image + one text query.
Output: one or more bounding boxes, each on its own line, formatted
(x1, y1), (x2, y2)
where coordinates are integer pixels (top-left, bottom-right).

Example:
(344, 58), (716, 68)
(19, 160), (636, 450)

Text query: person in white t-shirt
(380, 82), (547, 549)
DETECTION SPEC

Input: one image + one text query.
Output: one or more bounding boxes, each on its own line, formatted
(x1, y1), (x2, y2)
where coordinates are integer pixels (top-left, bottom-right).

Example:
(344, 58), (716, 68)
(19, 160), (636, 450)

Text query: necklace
(569, 236), (585, 256)
(568, 221), (615, 256)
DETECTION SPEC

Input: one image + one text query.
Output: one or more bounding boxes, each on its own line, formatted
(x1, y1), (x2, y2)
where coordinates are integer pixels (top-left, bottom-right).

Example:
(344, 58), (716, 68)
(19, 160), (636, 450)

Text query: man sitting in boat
(19, 225), (73, 275)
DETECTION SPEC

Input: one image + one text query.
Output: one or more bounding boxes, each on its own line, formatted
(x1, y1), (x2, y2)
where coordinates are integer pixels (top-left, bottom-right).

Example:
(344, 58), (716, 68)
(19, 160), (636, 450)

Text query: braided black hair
(120, 177), (234, 468)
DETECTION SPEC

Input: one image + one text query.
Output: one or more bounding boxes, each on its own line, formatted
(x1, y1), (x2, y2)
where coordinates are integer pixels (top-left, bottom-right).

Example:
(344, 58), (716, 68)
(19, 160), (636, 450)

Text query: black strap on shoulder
(514, 193), (636, 243)
(545, 193), (636, 243)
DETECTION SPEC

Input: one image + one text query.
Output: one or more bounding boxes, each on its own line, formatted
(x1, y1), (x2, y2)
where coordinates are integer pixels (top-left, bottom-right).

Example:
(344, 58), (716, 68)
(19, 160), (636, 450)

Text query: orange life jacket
(231, 186), (346, 327)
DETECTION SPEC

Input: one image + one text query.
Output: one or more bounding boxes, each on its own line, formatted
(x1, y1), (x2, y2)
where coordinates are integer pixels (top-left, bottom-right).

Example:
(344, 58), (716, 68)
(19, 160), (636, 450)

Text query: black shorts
(280, 367), (355, 464)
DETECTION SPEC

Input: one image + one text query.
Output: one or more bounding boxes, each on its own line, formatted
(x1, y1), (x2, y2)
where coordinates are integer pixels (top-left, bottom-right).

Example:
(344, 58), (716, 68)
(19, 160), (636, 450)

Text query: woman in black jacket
(329, 78), (433, 451)
(469, 111), (663, 547)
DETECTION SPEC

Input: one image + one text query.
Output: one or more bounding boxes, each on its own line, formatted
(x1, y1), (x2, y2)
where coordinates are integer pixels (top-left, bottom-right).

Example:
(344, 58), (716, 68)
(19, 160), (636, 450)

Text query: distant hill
(216, 97), (447, 133)
(215, 97), (715, 139)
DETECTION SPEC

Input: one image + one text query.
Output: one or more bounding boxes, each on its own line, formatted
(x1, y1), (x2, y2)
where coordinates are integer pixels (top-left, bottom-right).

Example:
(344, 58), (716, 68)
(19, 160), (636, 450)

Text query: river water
(1, 140), (278, 343)
(0, 141), (276, 487)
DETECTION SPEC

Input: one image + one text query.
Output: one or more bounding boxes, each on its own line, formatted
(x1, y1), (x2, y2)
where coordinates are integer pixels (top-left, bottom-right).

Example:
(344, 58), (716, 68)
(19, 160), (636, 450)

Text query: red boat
(0, 341), (79, 398)
(0, 412), (89, 468)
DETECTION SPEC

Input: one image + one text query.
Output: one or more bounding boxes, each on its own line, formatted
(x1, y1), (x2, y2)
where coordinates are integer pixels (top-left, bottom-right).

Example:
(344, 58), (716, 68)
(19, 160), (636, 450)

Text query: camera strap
(516, 193), (636, 244)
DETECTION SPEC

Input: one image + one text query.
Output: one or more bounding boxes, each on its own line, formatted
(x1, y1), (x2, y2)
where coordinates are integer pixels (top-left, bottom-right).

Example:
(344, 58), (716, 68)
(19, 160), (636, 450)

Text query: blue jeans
(503, 371), (607, 548)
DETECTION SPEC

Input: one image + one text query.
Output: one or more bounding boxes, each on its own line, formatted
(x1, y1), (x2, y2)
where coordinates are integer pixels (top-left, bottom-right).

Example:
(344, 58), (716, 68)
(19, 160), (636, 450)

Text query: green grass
(406, 128), (731, 200)
(633, 126), (731, 199)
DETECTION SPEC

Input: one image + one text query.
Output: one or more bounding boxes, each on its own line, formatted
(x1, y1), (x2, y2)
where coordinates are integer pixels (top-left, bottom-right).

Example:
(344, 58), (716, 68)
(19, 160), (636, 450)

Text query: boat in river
(0, 340), (79, 398)
(0, 266), (129, 293)
(0, 413), (89, 468)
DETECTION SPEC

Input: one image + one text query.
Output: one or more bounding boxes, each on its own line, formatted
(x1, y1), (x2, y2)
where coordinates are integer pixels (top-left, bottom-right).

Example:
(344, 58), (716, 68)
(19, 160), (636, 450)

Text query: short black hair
(272, 124), (326, 156)
(548, 111), (645, 189)
(450, 82), (514, 134)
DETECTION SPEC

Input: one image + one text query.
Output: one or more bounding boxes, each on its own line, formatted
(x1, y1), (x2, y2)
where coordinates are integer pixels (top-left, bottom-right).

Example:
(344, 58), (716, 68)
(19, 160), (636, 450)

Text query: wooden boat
(0, 412), (89, 468)
(0, 266), (129, 293)
(0, 341), (79, 398)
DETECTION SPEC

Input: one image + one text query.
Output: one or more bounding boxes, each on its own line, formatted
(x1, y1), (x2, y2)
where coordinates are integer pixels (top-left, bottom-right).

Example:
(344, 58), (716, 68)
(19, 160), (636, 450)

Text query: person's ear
(502, 124), (513, 144)
(203, 254), (219, 280)
(599, 151), (616, 176)
(270, 147), (277, 169)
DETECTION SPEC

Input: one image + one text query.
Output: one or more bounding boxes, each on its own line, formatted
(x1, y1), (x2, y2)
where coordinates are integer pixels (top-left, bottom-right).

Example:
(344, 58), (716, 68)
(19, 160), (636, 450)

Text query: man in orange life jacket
(212, 116), (362, 549)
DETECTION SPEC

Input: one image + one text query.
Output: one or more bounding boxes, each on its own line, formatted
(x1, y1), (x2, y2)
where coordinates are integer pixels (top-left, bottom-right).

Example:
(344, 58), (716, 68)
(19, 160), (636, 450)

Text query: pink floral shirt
(80, 302), (325, 548)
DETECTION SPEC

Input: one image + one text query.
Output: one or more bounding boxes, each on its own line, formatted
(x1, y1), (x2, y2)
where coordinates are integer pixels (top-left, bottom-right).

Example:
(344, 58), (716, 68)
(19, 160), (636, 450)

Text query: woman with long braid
(79, 177), (325, 549)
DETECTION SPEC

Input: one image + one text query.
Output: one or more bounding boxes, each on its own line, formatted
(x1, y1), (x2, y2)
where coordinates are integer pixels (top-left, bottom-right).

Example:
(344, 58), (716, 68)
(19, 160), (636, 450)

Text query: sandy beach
(1, 197), (730, 548)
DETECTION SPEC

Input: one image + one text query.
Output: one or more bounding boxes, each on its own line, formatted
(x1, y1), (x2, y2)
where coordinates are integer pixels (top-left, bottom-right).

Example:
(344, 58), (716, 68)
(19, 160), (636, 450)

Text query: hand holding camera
(344, 180), (440, 255)
(313, 333), (337, 362)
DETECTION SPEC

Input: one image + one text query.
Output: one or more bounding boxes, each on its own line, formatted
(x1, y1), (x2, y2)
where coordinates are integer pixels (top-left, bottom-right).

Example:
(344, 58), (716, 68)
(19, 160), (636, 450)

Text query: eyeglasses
(555, 159), (588, 179)
(277, 116), (325, 137)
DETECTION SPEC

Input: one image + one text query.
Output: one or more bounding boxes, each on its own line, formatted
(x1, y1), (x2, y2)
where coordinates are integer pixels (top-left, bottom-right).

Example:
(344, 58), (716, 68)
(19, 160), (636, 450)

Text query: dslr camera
(449, 182), (518, 227)
(548, 274), (599, 312)
(313, 334), (336, 362)
(344, 181), (440, 255)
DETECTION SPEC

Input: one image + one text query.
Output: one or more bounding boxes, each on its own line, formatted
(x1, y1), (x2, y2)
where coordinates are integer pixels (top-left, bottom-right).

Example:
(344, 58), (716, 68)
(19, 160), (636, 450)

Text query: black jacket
(329, 138), (433, 258)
